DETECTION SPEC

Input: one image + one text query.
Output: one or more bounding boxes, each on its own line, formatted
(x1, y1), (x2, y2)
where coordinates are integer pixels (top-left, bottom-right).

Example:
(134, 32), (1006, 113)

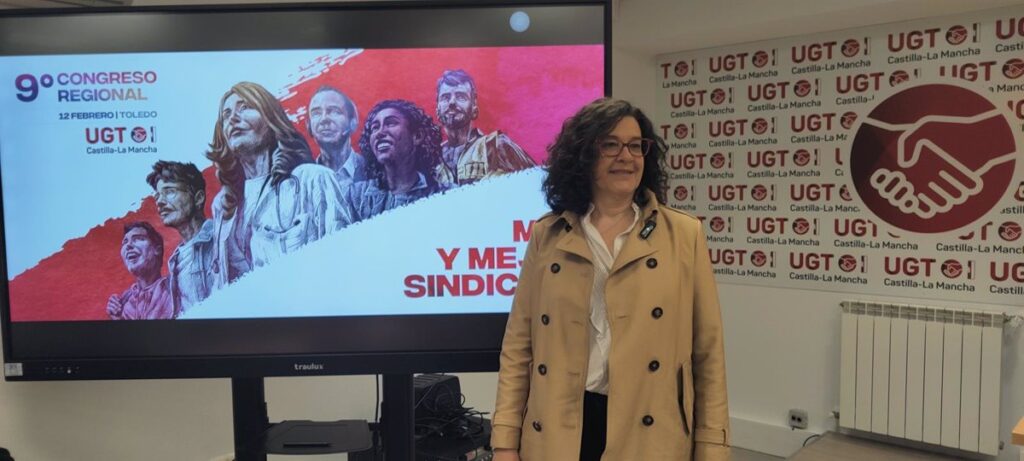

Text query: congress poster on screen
(0, 46), (604, 321)
(656, 7), (1023, 306)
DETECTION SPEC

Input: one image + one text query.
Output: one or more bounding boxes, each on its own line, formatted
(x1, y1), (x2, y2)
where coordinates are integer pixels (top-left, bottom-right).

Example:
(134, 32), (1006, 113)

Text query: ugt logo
(850, 84), (1018, 234)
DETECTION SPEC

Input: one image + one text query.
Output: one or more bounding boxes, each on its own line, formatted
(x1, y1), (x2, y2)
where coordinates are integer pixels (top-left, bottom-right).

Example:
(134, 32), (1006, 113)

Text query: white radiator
(839, 301), (1004, 456)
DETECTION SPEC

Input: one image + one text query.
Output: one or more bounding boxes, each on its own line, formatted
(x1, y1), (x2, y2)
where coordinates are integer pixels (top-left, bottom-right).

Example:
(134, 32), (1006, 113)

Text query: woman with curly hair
(347, 99), (449, 222)
(206, 82), (353, 281)
(491, 98), (731, 461)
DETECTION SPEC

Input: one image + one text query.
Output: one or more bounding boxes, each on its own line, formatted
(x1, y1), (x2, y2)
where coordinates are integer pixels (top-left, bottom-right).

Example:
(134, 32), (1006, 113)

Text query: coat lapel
(610, 232), (657, 275)
(610, 189), (661, 274)
(553, 212), (594, 263)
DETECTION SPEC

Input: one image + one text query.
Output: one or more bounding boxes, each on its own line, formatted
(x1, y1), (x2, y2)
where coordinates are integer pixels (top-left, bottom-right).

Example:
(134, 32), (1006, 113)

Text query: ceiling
(2, 0), (1022, 54)
(613, 0), (1024, 56)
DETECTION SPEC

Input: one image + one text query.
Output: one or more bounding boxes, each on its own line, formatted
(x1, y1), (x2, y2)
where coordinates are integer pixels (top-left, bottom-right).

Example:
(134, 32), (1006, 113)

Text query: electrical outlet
(788, 409), (809, 430)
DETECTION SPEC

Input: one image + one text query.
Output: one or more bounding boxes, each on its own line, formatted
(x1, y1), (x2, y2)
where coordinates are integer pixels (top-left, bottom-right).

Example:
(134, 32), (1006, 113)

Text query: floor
(261, 447), (786, 460)
(788, 432), (968, 461)
(257, 435), (972, 461)
(734, 447), (784, 461)
(257, 443), (974, 461)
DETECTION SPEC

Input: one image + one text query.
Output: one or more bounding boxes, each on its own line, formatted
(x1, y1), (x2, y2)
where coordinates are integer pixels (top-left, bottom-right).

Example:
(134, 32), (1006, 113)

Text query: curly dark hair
(146, 160), (207, 216)
(543, 98), (668, 215)
(358, 99), (443, 191)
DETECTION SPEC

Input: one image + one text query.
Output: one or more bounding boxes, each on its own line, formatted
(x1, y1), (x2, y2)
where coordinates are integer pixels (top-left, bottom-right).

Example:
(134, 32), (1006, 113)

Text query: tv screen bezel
(0, 0), (611, 381)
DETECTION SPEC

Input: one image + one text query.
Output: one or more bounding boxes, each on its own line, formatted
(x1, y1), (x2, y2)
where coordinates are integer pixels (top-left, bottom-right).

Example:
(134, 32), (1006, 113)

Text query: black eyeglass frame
(595, 138), (653, 157)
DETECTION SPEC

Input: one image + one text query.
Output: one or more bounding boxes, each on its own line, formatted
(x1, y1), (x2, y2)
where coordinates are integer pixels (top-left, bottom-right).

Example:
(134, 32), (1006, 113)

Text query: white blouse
(579, 202), (640, 395)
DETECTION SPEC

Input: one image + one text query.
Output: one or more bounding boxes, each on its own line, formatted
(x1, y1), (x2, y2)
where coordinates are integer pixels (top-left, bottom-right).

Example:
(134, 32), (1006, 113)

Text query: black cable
(414, 381), (439, 411)
(374, 374), (380, 423)
(374, 374), (381, 461)
(413, 372), (451, 411)
(412, 376), (493, 458)
(802, 433), (821, 447)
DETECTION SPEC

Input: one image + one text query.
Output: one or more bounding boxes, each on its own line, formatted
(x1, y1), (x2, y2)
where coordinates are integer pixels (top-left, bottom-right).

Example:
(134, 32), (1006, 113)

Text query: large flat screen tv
(0, 0), (608, 382)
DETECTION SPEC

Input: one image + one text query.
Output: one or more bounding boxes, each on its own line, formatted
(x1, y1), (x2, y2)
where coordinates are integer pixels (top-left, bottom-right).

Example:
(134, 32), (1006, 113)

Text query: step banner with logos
(656, 7), (1024, 306)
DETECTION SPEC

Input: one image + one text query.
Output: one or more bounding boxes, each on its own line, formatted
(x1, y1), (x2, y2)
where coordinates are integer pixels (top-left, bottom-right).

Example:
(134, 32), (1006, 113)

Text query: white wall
(1, 1), (1023, 460)
(608, 1), (1024, 460)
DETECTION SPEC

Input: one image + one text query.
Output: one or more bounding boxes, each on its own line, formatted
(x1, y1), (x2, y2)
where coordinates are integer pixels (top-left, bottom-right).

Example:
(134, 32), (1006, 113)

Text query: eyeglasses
(596, 138), (653, 157)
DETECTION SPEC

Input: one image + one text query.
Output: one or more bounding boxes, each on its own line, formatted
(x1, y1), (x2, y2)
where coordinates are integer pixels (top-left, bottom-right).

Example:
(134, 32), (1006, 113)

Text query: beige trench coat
(491, 190), (730, 460)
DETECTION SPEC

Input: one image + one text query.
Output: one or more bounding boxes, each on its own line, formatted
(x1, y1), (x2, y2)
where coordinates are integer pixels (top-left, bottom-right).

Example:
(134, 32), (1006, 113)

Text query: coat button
(541, 314), (550, 325)
(532, 421), (542, 432)
(651, 307), (663, 319)
(646, 258), (658, 268)
(538, 364), (547, 375)
(642, 415), (654, 426)
(648, 360), (660, 372)
(550, 263), (561, 273)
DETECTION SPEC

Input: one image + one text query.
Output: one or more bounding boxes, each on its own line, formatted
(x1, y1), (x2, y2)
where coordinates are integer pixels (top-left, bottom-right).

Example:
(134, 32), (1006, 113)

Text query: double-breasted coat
(491, 190), (730, 460)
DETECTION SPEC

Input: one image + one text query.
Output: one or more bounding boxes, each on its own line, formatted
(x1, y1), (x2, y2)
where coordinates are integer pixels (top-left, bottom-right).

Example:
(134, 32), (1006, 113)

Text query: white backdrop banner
(656, 6), (1024, 306)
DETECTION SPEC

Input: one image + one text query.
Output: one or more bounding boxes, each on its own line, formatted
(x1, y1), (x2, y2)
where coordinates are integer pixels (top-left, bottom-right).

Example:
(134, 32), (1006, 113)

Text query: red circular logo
(674, 124), (689, 139)
(752, 118), (770, 135)
(751, 251), (768, 267)
(842, 39), (861, 57)
(674, 185), (689, 201)
(840, 185), (853, 202)
(793, 218), (811, 235)
(1003, 58), (1024, 79)
(131, 127), (147, 143)
(710, 153), (726, 169)
(999, 221), (1022, 241)
(793, 149), (812, 167)
(710, 217), (726, 233)
(946, 25), (968, 45)
(839, 255), (858, 272)
(674, 61), (690, 77)
(890, 70), (910, 87)
(753, 50), (771, 68)
(794, 80), (813, 97)
(841, 112), (858, 129)
(941, 259), (964, 279)
(850, 84), (1017, 233)
(711, 88), (727, 105)
(751, 185), (769, 201)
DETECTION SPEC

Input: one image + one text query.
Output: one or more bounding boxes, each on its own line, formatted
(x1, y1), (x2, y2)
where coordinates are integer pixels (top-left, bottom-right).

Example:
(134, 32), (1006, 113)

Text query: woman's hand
(493, 448), (520, 461)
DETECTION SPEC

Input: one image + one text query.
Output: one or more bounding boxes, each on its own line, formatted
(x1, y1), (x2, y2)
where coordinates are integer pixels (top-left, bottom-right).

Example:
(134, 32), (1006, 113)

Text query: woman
(206, 82), (352, 278)
(491, 98), (730, 460)
(346, 99), (449, 222)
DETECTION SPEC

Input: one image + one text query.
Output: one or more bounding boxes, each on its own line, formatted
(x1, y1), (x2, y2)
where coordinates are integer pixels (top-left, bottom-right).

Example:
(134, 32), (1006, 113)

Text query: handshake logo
(851, 84), (1019, 233)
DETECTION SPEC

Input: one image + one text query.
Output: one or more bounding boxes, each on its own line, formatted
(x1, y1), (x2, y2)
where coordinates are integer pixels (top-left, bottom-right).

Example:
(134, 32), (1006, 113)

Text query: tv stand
(232, 377), (269, 460)
(231, 374), (414, 460)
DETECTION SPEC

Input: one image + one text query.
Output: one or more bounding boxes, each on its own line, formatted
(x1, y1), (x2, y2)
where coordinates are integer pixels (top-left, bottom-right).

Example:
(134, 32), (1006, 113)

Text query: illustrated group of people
(107, 70), (535, 320)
